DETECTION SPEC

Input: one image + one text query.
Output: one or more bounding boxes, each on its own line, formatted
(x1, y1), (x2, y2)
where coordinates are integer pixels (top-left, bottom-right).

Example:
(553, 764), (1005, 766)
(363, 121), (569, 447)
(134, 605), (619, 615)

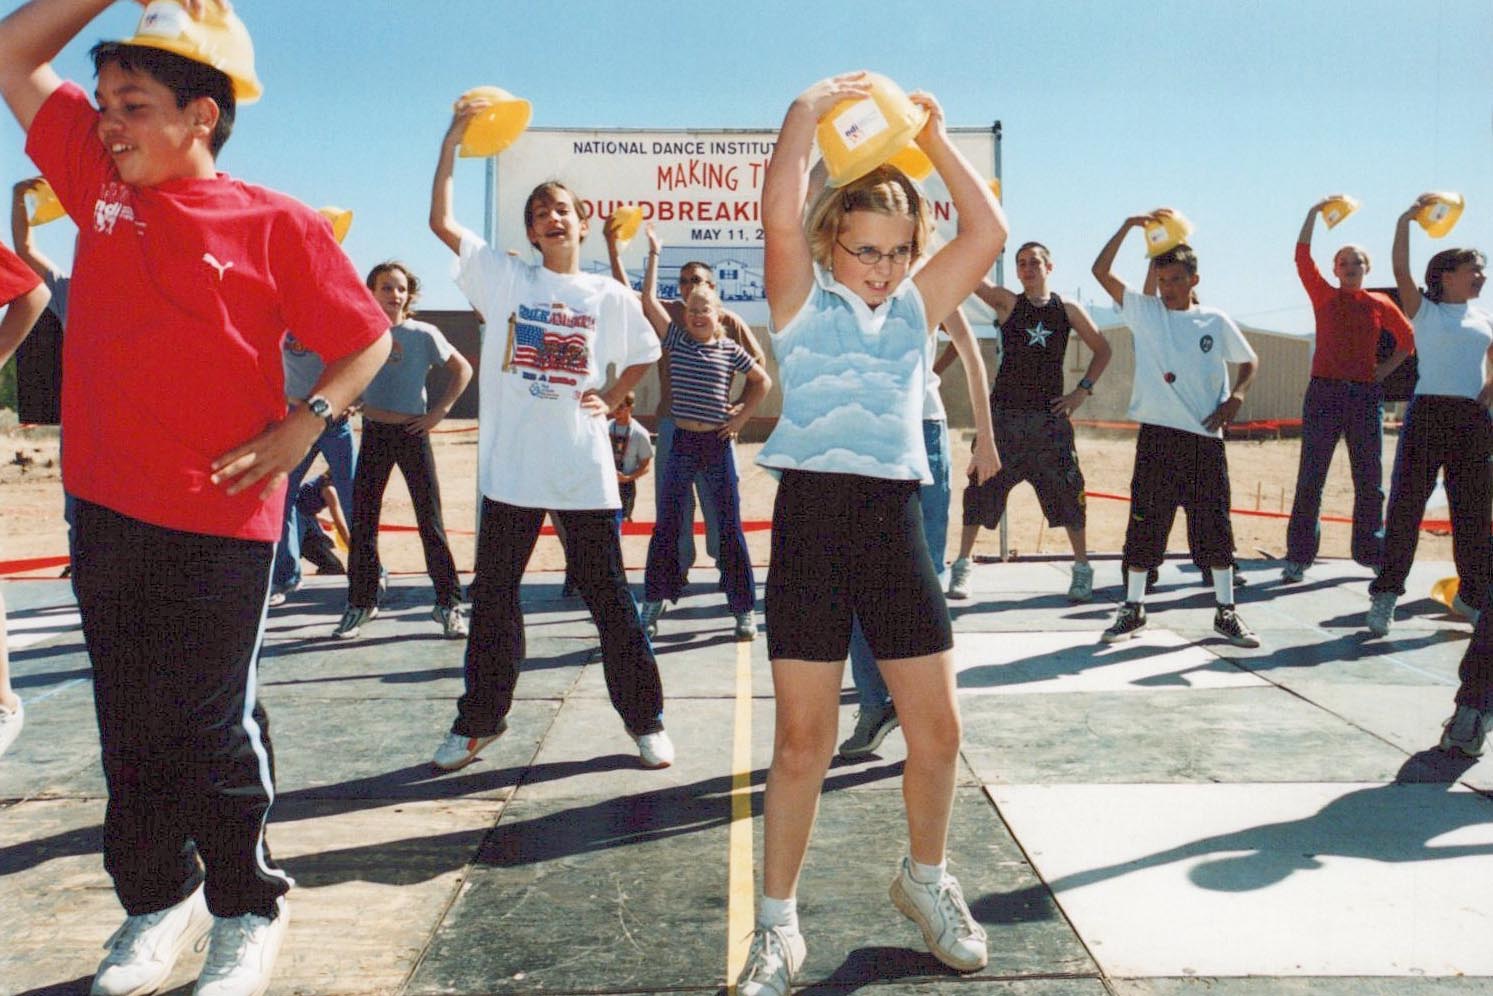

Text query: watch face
(308, 397), (331, 418)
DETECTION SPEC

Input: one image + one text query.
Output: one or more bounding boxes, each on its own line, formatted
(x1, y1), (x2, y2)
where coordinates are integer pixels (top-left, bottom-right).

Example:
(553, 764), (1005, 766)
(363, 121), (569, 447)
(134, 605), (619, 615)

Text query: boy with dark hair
(0, 2), (391, 994)
(1091, 211), (1261, 648)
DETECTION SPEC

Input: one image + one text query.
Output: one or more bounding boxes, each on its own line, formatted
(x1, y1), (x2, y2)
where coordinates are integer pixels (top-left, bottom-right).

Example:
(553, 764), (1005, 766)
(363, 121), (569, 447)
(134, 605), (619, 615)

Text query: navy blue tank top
(989, 293), (1072, 411)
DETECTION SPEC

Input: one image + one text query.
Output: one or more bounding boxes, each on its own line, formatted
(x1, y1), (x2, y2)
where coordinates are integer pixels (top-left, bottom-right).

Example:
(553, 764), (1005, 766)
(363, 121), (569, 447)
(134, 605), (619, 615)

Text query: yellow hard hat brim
(121, 33), (262, 103)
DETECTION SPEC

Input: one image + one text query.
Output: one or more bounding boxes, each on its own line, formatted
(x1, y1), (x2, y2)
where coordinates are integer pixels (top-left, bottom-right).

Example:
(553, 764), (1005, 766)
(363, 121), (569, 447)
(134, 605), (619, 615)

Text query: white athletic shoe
(736, 925), (805, 996)
(634, 730), (675, 769)
(889, 857), (988, 972)
(432, 722), (507, 772)
(91, 885), (211, 996)
(947, 557), (972, 599)
(0, 697), (23, 759)
(193, 896), (288, 996)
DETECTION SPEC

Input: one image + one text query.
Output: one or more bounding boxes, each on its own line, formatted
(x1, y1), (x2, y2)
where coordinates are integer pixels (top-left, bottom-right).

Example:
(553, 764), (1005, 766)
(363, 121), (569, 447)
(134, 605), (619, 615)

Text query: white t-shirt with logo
(454, 230), (661, 509)
(1121, 290), (1257, 439)
(1410, 299), (1493, 400)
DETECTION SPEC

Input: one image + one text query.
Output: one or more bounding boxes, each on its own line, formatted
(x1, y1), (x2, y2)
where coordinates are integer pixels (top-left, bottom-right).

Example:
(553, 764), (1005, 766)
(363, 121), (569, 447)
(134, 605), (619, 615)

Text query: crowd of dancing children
(0, 2), (1487, 993)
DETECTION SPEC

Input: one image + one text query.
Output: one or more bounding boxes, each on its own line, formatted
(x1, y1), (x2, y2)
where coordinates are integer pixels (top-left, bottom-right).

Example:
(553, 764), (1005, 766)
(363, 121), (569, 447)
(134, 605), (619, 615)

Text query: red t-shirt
(1295, 242), (1414, 382)
(26, 83), (389, 541)
(0, 243), (42, 306)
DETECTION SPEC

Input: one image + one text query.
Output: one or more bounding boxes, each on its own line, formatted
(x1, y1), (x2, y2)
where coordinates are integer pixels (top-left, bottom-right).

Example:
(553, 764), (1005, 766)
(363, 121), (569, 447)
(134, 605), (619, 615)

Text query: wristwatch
(303, 395), (334, 427)
(1077, 377), (1095, 393)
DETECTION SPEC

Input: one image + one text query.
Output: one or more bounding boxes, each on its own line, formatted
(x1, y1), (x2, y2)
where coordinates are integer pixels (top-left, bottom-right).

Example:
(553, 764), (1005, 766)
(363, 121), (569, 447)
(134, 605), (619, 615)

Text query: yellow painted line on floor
(725, 637), (755, 988)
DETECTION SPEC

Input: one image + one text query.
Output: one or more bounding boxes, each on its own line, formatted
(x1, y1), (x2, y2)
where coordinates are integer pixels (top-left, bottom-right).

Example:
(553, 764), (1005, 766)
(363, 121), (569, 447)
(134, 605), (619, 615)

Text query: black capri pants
(1123, 423), (1235, 571)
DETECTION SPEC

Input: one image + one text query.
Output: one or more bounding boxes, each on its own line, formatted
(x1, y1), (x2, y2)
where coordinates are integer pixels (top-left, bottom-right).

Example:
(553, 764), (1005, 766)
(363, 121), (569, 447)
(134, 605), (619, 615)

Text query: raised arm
(1391, 196), (1429, 319)
(971, 278), (1018, 324)
(1093, 215), (1151, 307)
(10, 179), (61, 282)
(0, 280), (48, 368)
(603, 214), (631, 287)
(430, 103), (485, 256)
(908, 93), (1006, 329)
(1298, 198), (1330, 246)
(944, 305), (999, 483)
(762, 72), (872, 328)
(0, 0), (113, 130)
(1052, 299), (1111, 418)
(639, 224), (670, 336)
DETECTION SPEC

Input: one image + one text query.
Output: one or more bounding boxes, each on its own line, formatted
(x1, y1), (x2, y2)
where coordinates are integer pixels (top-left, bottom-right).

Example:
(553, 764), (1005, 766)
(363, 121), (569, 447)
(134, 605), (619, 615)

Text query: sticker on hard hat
(137, 2), (190, 38)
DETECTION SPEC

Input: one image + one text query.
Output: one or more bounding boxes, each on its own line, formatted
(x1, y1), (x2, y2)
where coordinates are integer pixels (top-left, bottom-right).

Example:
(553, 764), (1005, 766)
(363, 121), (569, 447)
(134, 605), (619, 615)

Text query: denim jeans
(1285, 378), (1386, 568)
(272, 416), (357, 589)
(456, 499), (664, 737)
(655, 416), (723, 574)
(848, 419), (950, 711)
(644, 428), (755, 613)
(1372, 395), (1493, 603)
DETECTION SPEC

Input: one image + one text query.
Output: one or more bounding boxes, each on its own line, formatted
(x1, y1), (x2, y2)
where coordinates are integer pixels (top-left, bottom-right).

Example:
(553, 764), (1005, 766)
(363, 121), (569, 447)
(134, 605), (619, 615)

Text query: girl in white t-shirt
(736, 73), (1004, 996)
(1369, 196), (1491, 645)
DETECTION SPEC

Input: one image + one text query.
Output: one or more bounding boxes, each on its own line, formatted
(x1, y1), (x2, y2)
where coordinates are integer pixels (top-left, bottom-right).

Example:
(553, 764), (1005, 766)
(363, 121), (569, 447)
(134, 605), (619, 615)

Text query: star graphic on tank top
(1025, 321), (1053, 347)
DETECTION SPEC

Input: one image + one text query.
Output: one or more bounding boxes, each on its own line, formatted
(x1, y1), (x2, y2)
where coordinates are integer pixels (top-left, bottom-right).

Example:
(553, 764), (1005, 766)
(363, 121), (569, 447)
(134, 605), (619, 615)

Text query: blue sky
(3, 0), (1491, 328)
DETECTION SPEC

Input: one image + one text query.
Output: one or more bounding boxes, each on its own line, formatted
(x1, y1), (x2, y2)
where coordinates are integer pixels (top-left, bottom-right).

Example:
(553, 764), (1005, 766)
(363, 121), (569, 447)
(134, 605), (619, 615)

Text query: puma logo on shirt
(202, 253), (235, 280)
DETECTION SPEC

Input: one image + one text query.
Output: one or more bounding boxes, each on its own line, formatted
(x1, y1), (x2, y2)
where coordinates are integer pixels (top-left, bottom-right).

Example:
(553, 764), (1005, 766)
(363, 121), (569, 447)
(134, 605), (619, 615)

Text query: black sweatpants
(73, 500), (290, 918)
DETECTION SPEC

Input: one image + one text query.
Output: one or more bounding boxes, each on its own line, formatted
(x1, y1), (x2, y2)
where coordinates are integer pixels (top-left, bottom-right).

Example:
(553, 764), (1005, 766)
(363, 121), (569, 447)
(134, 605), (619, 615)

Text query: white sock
(1126, 569), (1148, 604)
(758, 895), (798, 933)
(909, 857), (946, 884)
(1213, 566), (1235, 606)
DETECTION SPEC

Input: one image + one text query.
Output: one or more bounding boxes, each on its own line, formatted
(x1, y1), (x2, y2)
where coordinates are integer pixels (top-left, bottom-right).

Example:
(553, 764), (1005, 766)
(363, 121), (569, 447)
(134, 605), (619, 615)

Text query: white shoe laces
(199, 913), (270, 977)
(101, 908), (168, 958)
(934, 876), (987, 943)
(741, 926), (797, 988)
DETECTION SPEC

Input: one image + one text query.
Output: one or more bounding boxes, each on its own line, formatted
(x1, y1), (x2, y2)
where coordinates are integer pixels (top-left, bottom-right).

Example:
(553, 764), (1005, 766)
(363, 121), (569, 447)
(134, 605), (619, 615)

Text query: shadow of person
(1002, 754), (1493, 900)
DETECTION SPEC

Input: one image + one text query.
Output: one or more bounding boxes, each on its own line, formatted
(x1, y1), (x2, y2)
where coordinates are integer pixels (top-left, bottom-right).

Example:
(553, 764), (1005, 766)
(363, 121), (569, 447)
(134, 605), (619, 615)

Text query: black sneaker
(1213, 606), (1260, 648)
(1103, 602), (1147, 642)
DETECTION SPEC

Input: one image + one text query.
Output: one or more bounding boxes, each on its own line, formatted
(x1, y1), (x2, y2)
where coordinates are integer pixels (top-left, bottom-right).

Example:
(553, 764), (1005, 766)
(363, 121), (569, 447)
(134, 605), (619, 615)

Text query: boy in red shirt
(0, 2), (390, 994)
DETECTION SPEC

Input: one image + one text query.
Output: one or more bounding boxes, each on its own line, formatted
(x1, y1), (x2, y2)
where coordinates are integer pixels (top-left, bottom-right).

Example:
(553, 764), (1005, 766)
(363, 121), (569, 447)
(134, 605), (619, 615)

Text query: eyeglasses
(679, 275), (709, 286)
(835, 240), (914, 267)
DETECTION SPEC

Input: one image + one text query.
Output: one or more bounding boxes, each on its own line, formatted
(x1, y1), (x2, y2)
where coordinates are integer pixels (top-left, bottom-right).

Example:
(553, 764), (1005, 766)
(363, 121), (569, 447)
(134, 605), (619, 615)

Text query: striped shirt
(664, 323), (753, 423)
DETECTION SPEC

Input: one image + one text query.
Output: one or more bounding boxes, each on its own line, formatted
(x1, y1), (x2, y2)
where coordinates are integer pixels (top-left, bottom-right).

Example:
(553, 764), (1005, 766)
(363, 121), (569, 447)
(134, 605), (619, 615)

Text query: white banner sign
(491, 127), (999, 327)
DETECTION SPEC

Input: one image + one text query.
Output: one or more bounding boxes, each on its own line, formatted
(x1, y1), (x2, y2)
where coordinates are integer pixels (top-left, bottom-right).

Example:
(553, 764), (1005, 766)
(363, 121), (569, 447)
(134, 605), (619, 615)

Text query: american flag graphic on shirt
(505, 306), (590, 375)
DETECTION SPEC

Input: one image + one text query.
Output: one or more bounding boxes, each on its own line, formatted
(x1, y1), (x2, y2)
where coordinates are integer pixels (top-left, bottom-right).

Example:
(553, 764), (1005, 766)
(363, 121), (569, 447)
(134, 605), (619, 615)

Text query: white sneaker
(193, 896), (288, 996)
(433, 604), (469, 639)
(634, 729), (675, 769)
(1366, 591), (1397, 637)
(889, 858), (988, 972)
(947, 557), (972, 599)
(0, 697), (23, 758)
(1066, 562), (1094, 603)
(736, 925), (805, 996)
(1439, 705), (1489, 757)
(91, 885), (211, 996)
(330, 605), (378, 640)
(432, 723), (506, 772)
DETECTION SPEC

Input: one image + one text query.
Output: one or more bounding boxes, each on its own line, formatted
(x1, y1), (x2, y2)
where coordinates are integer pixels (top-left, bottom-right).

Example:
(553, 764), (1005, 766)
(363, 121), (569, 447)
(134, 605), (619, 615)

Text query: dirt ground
(0, 419), (1454, 578)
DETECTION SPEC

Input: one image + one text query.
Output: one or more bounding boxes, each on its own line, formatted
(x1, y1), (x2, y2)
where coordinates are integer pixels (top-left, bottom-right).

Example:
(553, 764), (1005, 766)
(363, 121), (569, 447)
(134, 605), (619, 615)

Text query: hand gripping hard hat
(121, 0), (263, 104)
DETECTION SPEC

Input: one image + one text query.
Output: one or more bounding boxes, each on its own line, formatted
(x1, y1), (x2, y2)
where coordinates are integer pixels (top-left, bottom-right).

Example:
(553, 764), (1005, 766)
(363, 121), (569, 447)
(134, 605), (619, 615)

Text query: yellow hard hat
(24, 178), (66, 226)
(121, 0), (262, 104)
(317, 206), (353, 245)
(456, 86), (532, 158)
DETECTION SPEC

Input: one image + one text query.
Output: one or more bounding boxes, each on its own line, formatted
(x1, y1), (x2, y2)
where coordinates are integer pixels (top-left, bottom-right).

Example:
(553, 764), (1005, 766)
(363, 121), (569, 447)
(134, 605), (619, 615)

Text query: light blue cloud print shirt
(756, 268), (932, 483)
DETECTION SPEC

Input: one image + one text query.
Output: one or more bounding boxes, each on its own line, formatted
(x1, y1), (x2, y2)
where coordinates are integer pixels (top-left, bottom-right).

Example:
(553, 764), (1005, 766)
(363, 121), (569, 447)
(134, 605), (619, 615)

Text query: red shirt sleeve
(269, 205), (389, 363)
(24, 82), (113, 228)
(1370, 292), (1415, 354)
(0, 244), (42, 307)
(1294, 242), (1332, 307)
